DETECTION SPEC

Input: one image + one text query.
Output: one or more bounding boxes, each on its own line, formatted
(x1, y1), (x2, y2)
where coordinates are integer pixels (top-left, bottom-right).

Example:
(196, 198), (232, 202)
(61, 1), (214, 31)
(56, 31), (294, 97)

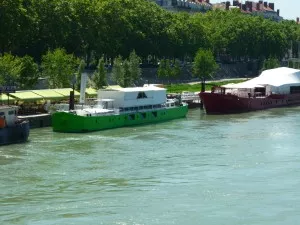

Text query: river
(1, 107), (300, 225)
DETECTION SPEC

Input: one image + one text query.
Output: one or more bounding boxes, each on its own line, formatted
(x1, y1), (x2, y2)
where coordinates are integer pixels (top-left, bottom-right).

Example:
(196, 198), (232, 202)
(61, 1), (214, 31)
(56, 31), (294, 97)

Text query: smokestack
(233, 0), (239, 6)
(297, 17), (300, 23)
(206, 0), (210, 3)
(264, 2), (268, 8)
(277, 9), (280, 16)
(249, 2), (253, 12)
(268, 3), (274, 10)
(225, 1), (230, 10)
(256, 3), (260, 10)
(242, 4), (246, 11)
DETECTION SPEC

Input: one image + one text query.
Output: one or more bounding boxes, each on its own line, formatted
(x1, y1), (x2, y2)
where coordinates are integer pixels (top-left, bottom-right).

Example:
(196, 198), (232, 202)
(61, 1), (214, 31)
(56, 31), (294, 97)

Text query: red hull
(199, 92), (300, 114)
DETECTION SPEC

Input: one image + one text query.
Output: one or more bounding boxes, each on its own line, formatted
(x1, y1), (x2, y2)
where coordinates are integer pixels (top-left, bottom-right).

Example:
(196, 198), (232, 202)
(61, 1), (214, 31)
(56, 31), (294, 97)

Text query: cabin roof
(117, 86), (166, 92)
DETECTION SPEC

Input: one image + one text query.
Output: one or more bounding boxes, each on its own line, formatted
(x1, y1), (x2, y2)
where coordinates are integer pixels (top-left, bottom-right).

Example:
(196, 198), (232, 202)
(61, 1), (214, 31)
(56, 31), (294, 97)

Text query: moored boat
(52, 86), (188, 133)
(181, 91), (201, 108)
(200, 67), (300, 114)
(0, 105), (30, 145)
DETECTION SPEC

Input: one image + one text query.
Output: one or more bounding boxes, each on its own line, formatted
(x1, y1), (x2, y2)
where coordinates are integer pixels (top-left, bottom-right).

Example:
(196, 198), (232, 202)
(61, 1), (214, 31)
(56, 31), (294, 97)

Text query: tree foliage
(1, 0), (300, 88)
(0, 53), (21, 86)
(93, 57), (107, 89)
(128, 50), (141, 84)
(1, 0), (298, 62)
(41, 48), (79, 88)
(0, 53), (39, 88)
(112, 55), (124, 87)
(112, 51), (142, 87)
(193, 49), (218, 92)
(262, 57), (280, 71)
(18, 56), (40, 89)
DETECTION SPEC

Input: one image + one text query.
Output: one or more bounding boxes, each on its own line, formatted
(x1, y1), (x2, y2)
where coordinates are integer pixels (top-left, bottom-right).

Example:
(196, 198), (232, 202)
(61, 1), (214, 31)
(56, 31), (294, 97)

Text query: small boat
(52, 86), (188, 133)
(181, 91), (201, 108)
(200, 67), (300, 114)
(0, 105), (30, 145)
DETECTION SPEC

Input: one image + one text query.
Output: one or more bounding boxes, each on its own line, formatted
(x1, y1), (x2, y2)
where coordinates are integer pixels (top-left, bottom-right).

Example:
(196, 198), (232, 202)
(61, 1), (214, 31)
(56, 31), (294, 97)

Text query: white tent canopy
(221, 67), (300, 90)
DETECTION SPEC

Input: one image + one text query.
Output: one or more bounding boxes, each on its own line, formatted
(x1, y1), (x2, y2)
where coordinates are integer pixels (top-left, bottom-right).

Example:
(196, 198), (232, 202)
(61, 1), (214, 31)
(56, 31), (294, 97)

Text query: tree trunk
(201, 78), (206, 93)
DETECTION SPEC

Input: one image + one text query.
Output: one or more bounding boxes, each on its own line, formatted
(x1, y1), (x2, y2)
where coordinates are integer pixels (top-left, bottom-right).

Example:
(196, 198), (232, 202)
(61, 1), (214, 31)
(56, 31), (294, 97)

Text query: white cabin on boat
(97, 86), (167, 108)
(0, 106), (18, 127)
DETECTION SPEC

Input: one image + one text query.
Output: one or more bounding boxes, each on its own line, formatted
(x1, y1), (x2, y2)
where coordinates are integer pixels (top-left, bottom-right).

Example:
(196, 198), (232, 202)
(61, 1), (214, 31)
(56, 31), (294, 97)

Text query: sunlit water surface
(1, 107), (300, 225)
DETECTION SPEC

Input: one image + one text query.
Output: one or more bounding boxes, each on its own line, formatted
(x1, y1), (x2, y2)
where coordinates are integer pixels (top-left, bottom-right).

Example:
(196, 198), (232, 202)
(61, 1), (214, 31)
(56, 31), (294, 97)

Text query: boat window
(152, 111), (157, 117)
(137, 92), (147, 99)
(129, 114), (135, 120)
(139, 106), (143, 110)
(8, 111), (15, 115)
(290, 86), (300, 94)
(0, 112), (4, 116)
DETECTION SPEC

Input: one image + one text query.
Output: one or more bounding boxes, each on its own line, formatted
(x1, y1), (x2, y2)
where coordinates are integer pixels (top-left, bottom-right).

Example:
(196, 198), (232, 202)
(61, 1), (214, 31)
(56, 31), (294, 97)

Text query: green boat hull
(52, 105), (188, 133)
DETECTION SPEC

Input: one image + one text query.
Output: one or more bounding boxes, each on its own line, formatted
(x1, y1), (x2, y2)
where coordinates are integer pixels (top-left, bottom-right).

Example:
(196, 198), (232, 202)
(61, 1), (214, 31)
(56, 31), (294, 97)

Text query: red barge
(200, 67), (300, 114)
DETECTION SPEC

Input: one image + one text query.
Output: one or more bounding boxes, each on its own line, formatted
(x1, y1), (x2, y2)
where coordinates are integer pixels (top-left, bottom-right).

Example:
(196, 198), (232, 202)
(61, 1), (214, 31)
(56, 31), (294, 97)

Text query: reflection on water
(1, 107), (300, 225)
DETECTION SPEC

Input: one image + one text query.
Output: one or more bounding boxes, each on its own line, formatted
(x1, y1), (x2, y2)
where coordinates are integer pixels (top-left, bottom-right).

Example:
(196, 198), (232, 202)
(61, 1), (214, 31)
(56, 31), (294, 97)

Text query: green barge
(52, 86), (188, 133)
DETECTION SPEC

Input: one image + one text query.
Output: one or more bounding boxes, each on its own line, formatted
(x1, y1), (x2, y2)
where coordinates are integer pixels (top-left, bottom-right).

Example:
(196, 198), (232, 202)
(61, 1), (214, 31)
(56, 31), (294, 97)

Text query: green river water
(1, 107), (300, 225)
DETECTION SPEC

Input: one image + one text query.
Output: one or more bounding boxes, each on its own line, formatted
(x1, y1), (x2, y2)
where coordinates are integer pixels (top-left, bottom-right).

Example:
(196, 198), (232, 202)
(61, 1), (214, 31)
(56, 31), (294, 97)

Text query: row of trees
(1, 0), (300, 90)
(0, 49), (143, 89)
(2, 0), (300, 62)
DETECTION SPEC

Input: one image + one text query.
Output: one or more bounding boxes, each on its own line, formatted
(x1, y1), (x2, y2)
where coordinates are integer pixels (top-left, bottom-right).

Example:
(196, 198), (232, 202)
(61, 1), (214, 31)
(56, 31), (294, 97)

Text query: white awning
(221, 67), (300, 89)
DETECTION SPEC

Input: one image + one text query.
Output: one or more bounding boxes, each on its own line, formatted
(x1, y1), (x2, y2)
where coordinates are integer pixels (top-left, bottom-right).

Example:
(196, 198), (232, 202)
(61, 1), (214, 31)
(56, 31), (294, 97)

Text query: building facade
(221, 1), (283, 22)
(150, 0), (213, 13)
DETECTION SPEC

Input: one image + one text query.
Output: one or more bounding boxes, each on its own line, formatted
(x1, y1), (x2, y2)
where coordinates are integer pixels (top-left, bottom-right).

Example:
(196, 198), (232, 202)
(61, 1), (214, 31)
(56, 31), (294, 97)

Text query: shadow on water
(191, 105), (300, 122)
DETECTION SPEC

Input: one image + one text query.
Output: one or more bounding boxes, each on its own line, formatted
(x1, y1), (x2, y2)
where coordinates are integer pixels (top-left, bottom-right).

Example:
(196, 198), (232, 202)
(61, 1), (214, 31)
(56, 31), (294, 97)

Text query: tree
(18, 55), (40, 89)
(111, 51), (142, 87)
(123, 59), (131, 88)
(171, 59), (181, 79)
(157, 59), (167, 79)
(112, 55), (124, 87)
(41, 48), (79, 88)
(0, 53), (21, 86)
(157, 59), (172, 83)
(128, 50), (141, 85)
(262, 57), (280, 71)
(93, 57), (107, 89)
(192, 49), (218, 92)
(0, 0), (34, 54)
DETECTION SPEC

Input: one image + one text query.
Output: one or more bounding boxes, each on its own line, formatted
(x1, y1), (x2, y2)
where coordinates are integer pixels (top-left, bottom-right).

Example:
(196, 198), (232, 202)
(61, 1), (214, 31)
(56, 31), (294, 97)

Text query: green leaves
(0, 54), (22, 86)
(263, 57), (280, 70)
(112, 56), (124, 87)
(0, 0), (300, 84)
(111, 50), (142, 87)
(0, 54), (39, 89)
(93, 57), (107, 90)
(192, 48), (218, 80)
(157, 58), (182, 83)
(41, 48), (80, 88)
(18, 56), (40, 89)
